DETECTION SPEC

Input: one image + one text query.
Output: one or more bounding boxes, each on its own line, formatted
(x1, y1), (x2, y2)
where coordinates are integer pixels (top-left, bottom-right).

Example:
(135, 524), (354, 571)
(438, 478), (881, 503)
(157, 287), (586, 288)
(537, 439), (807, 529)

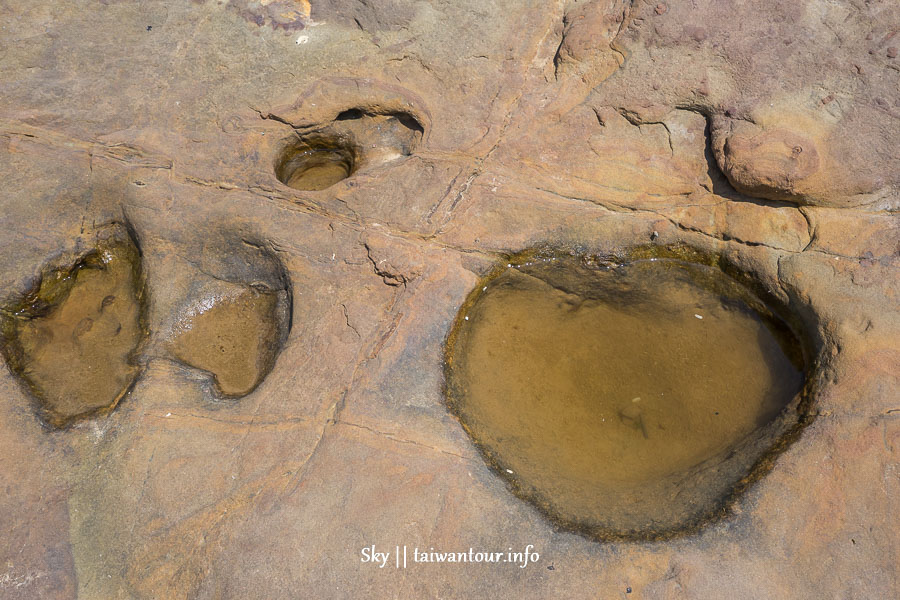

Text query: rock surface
(0, 0), (897, 598)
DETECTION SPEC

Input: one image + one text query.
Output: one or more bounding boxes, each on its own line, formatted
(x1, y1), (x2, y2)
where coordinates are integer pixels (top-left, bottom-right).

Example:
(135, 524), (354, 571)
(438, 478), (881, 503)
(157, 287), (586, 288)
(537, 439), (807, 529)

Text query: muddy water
(171, 285), (283, 397)
(277, 145), (354, 191)
(1, 228), (145, 427)
(274, 111), (422, 191)
(445, 256), (805, 538)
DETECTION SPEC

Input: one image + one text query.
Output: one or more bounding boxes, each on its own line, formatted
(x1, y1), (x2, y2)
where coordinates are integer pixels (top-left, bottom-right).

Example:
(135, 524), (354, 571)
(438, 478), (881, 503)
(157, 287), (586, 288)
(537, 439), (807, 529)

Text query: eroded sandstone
(0, 0), (897, 598)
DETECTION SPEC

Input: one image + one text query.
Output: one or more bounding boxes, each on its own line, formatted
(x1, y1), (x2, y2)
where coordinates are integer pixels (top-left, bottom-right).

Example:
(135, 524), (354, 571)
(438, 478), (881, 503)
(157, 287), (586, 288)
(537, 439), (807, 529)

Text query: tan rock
(0, 0), (897, 598)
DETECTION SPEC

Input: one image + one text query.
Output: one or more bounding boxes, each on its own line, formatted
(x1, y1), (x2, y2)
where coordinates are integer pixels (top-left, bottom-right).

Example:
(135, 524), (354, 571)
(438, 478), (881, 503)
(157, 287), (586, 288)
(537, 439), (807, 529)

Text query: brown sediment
(170, 284), (285, 397)
(272, 110), (423, 191)
(275, 138), (357, 191)
(444, 249), (811, 540)
(0, 224), (147, 428)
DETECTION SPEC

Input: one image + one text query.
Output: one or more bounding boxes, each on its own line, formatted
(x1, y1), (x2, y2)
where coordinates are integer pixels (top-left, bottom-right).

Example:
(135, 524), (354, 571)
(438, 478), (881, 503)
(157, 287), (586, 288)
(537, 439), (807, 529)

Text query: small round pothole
(444, 248), (811, 540)
(275, 136), (357, 191)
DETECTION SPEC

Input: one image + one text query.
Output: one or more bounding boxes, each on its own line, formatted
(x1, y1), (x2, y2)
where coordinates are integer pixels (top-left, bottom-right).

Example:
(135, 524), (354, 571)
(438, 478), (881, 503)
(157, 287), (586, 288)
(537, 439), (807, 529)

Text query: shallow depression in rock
(0, 224), (146, 427)
(275, 137), (356, 191)
(272, 109), (423, 192)
(445, 254), (807, 539)
(171, 284), (286, 397)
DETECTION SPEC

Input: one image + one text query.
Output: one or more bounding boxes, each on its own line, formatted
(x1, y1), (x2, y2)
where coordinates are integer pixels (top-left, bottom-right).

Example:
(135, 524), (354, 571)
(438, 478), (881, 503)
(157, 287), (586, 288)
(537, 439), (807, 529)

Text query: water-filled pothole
(275, 136), (357, 191)
(170, 282), (289, 397)
(273, 109), (423, 191)
(445, 249), (810, 540)
(0, 223), (147, 428)
(166, 236), (293, 399)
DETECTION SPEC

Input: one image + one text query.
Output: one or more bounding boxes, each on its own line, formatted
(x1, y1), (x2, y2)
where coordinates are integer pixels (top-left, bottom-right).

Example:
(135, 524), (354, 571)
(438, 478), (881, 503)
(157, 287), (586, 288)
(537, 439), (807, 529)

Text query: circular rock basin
(275, 137), (356, 191)
(444, 251), (808, 540)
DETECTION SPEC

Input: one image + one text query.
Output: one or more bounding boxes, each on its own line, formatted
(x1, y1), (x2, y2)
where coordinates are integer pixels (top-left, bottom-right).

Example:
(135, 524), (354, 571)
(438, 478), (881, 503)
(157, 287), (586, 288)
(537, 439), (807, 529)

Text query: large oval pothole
(444, 248), (811, 540)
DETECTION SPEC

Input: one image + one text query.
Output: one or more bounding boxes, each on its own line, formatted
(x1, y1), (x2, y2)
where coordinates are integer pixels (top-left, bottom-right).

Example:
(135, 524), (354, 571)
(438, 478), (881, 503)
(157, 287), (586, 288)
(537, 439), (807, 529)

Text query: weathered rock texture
(0, 0), (897, 598)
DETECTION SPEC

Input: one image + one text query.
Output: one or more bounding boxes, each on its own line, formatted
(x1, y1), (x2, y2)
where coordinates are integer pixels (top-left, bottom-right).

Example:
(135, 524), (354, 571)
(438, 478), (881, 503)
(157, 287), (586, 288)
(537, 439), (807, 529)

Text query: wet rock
(170, 281), (289, 397)
(445, 254), (807, 539)
(276, 136), (357, 191)
(0, 223), (146, 427)
(272, 110), (423, 191)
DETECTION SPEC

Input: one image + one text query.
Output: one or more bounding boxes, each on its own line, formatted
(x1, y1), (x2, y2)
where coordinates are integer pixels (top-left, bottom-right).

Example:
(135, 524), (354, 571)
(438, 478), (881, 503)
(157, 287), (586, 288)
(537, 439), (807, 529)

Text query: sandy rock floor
(0, 1), (897, 598)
